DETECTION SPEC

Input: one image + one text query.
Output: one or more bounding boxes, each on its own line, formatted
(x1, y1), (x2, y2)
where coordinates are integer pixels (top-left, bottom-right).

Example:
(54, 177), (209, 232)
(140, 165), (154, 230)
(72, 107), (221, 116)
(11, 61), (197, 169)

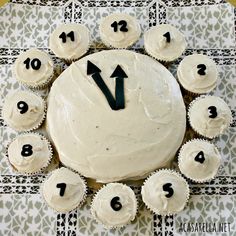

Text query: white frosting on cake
(8, 133), (52, 174)
(13, 48), (53, 88)
(188, 96), (232, 138)
(178, 139), (221, 182)
(177, 54), (217, 94)
(91, 183), (137, 228)
(144, 24), (187, 61)
(42, 167), (86, 213)
(141, 170), (190, 215)
(49, 23), (90, 60)
(2, 90), (45, 132)
(46, 50), (186, 183)
(99, 13), (141, 48)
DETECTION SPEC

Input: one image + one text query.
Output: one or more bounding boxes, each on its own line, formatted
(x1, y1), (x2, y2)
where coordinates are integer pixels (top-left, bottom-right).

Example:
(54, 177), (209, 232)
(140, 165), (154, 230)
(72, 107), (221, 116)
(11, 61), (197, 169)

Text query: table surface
(0, 0), (236, 235)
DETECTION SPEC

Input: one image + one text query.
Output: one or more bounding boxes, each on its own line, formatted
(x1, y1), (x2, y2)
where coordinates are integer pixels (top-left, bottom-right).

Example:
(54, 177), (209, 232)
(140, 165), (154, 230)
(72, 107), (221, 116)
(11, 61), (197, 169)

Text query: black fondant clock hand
(87, 61), (128, 110)
(110, 65), (128, 110)
(87, 60), (116, 110)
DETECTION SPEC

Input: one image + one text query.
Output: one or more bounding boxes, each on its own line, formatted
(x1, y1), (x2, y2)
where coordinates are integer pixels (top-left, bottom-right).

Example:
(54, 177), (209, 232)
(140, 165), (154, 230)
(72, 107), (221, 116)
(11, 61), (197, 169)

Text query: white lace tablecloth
(0, 0), (235, 235)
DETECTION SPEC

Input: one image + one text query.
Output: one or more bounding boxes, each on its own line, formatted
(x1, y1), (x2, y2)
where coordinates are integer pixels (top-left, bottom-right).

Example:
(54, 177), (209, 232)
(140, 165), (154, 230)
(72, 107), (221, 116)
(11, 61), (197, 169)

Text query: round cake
(46, 49), (186, 183)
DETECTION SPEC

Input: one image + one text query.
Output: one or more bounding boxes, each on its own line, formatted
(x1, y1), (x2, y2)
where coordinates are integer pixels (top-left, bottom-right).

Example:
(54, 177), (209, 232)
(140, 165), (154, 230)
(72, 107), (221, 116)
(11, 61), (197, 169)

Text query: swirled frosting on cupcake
(177, 54), (217, 94)
(144, 24), (187, 61)
(188, 96), (232, 138)
(178, 139), (221, 182)
(2, 90), (45, 132)
(49, 23), (90, 61)
(91, 183), (137, 228)
(13, 48), (54, 88)
(141, 170), (190, 215)
(42, 167), (87, 213)
(99, 13), (141, 48)
(7, 133), (52, 174)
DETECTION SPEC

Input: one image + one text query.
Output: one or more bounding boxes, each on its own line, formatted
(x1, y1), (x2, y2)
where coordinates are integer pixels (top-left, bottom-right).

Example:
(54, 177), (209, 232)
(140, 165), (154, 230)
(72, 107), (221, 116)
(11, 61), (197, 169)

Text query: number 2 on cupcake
(111, 20), (128, 32)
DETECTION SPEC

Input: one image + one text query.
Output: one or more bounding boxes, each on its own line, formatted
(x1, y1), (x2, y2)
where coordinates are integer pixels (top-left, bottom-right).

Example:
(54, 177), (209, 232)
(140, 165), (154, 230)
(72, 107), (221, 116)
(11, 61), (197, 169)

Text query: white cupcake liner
(141, 168), (190, 216)
(143, 43), (182, 64)
(2, 90), (47, 133)
(18, 70), (55, 90)
(187, 95), (233, 139)
(90, 182), (138, 229)
(5, 132), (53, 175)
(178, 138), (221, 183)
(40, 167), (87, 214)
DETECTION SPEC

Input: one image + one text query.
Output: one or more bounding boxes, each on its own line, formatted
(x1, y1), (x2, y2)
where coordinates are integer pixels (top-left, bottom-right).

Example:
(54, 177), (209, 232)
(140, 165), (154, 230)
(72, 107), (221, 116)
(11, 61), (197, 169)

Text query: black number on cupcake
(56, 183), (67, 197)
(195, 151), (205, 164)
(111, 20), (128, 32)
(197, 64), (207, 76)
(163, 32), (171, 43)
(59, 31), (75, 43)
(21, 144), (33, 157)
(162, 183), (174, 198)
(110, 196), (122, 211)
(17, 101), (28, 114)
(208, 106), (217, 118)
(23, 57), (41, 70)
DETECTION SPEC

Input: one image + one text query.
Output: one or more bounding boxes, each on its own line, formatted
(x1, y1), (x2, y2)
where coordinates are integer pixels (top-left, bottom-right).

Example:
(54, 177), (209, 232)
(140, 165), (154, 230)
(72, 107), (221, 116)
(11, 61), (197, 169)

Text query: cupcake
(178, 139), (221, 182)
(141, 169), (190, 216)
(91, 183), (137, 229)
(7, 133), (53, 174)
(2, 90), (46, 132)
(188, 95), (232, 139)
(144, 24), (187, 62)
(49, 23), (90, 63)
(42, 167), (87, 213)
(99, 13), (141, 49)
(177, 54), (217, 95)
(13, 48), (54, 89)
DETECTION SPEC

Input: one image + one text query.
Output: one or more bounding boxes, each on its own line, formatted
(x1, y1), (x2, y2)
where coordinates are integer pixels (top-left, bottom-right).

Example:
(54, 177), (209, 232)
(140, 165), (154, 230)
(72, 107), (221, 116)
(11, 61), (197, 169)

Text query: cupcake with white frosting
(42, 167), (87, 213)
(99, 13), (141, 49)
(7, 133), (53, 174)
(177, 54), (218, 95)
(144, 24), (187, 62)
(13, 48), (54, 89)
(49, 23), (90, 63)
(141, 169), (190, 216)
(188, 96), (232, 139)
(91, 183), (137, 229)
(178, 139), (221, 182)
(2, 90), (46, 132)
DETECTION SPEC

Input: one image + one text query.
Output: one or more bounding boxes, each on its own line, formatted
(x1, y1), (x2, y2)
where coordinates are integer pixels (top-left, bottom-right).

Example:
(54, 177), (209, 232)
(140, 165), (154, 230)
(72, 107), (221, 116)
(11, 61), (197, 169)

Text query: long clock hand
(87, 60), (116, 110)
(110, 65), (128, 110)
